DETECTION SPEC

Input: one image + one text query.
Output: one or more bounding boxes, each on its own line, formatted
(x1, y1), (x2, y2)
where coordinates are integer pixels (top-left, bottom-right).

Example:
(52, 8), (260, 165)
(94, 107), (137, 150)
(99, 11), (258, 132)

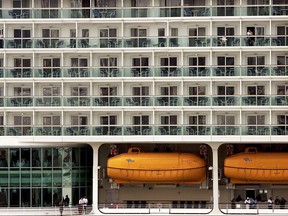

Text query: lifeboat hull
(107, 152), (206, 184)
(224, 151), (288, 184)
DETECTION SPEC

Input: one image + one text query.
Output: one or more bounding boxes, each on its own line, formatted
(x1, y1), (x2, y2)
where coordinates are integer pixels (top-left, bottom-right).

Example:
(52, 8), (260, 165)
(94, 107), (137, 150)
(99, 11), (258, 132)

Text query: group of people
(78, 196), (89, 215)
(59, 195), (70, 215)
(244, 197), (259, 209)
(231, 195), (287, 210)
(268, 196), (286, 209)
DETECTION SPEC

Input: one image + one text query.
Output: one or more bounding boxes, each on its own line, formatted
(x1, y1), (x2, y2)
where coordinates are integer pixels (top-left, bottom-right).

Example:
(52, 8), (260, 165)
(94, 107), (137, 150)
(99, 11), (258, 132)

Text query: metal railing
(220, 202), (288, 214)
(1, 35), (288, 49)
(0, 124), (287, 137)
(0, 66), (288, 78)
(1, 5), (288, 19)
(99, 203), (212, 214)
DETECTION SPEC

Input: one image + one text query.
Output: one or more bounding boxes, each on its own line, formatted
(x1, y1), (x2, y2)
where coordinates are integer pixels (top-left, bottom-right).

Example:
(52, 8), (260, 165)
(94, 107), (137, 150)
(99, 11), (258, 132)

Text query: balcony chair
(8, 40), (16, 48)
(142, 39), (151, 47)
(25, 40), (33, 48)
(79, 68), (89, 77)
(66, 127), (77, 136)
(92, 9), (101, 18)
(141, 68), (150, 77)
(126, 127), (136, 135)
(94, 98), (104, 106)
(186, 127), (195, 135)
(80, 127), (89, 135)
(112, 127), (121, 135)
(158, 127), (168, 135)
(11, 98), (20, 106)
(51, 98), (60, 106)
(23, 98), (32, 106)
(37, 128), (47, 136)
(36, 40), (45, 48)
(110, 98), (120, 106)
(107, 10), (116, 18)
(80, 98), (90, 106)
(126, 98), (138, 106)
(53, 68), (61, 77)
(183, 8), (193, 16)
(200, 8), (210, 16)
(94, 127), (103, 135)
(189, 68), (197, 76)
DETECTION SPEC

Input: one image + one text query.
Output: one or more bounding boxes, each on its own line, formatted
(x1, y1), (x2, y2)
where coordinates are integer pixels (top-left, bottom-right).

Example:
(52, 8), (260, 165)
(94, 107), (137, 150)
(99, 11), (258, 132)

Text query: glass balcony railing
(2, 125), (287, 136)
(2, 36), (288, 49)
(2, 6), (288, 19)
(2, 66), (288, 79)
(2, 96), (285, 107)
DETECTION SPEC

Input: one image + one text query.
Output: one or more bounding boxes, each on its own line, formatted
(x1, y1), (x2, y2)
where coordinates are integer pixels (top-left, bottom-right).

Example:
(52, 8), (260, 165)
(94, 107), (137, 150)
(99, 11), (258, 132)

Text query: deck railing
(0, 125), (287, 137)
(2, 5), (288, 19)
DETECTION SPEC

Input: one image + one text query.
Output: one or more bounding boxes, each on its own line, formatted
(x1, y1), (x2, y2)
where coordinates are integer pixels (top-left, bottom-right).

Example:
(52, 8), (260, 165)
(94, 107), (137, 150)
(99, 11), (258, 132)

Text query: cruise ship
(1, 0), (288, 215)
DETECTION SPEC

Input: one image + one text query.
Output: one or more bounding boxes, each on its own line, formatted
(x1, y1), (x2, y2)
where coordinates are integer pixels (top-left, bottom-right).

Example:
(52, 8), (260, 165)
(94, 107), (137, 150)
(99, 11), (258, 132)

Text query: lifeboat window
(129, 148), (143, 153)
(246, 147), (258, 153)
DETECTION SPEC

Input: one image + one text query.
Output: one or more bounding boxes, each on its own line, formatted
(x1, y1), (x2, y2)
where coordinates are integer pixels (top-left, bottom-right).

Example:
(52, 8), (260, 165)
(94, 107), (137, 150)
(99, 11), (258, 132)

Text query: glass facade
(0, 146), (92, 207)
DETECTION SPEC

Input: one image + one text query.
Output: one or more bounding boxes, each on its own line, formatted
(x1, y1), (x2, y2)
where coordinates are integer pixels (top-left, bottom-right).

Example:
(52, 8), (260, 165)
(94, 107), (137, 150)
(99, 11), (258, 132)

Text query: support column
(90, 144), (101, 215)
(206, 143), (222, 215)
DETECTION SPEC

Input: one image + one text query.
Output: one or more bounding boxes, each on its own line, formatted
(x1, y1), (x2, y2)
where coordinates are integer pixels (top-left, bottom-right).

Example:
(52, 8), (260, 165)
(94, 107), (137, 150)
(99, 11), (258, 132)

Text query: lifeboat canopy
(107, 147), (206, 184)
(224, 147), (288, 184)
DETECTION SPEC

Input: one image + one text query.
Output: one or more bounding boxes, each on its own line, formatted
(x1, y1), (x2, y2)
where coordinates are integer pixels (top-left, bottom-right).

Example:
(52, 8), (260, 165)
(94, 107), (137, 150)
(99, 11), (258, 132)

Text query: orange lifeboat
(224, 147), (288, 184)
(107, 147), (206, 184)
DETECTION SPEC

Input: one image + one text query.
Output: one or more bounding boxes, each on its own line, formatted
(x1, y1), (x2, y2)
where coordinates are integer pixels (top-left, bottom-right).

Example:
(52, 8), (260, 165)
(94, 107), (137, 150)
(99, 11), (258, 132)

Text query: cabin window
(158, 86), (177, 106)
(188, 56), (206, 73)
(160, 115), (179, 135)
(277, 115), (288, 132)
(71, 116), (88, 125)
(276, 55), (288, 73)
(217, 27), (235, 45)
(247, 56), (265, 75)
(43, 87), (60, 96)
(14, 87), (31, 96)
(277, 85), (288, 95)
(100, 28), (117, 48)
(217, 0), (234, 16)
(133, 115), (149, 125)
(100, 115), (118, 135)
(71, 87), (88, 96)
(247, 85), (265, 95)
(132, 86), (149, 96)
(14, 29), (31, 48)
(188, 27), (206, 47)
(99, 57), (118, 76)
(100, 86), (117, 96)
(160, 57), (178, 76)
(95, 0), (116, 7)
(247, 115), (265, 135)
(130, 28), (148, 47)
(189, 86), (206, 95)
(217, 86), (234, 95)
(215, 115), (236, 135)
(217, 115), (235, 125)
(42, 58), (60, 77)
(42, 29), (59, 48)
(188, 115), (206, 135)
(184, 0), (204, 6)
(217, 56), (234, 75)
(132, 57), (149, 76)
(13, 115), (32, 136)
(71, 58), (88, 68)
(43, 116), (60, 125)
